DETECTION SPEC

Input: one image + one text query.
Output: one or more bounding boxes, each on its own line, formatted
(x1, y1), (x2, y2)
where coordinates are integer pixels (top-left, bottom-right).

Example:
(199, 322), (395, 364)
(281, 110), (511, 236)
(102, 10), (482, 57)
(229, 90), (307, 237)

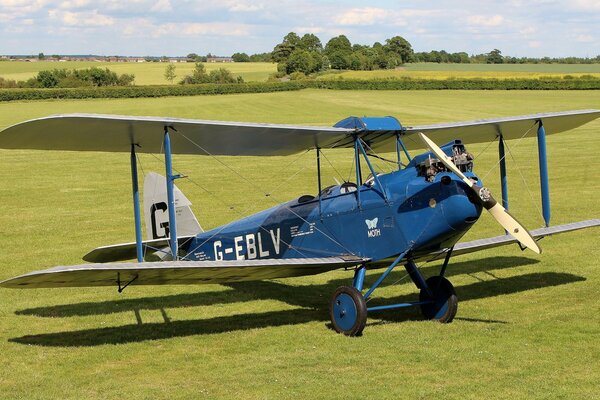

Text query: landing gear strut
(328, 250), (459, 335)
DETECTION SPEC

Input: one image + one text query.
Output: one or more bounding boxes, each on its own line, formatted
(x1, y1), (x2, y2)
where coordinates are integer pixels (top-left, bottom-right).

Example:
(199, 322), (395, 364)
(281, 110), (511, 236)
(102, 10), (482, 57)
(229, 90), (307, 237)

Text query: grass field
(319, 63), (600, 80)
(0, 90), (599, 399)
(3, 61), (600, 85)
(0, 61), (277, 84)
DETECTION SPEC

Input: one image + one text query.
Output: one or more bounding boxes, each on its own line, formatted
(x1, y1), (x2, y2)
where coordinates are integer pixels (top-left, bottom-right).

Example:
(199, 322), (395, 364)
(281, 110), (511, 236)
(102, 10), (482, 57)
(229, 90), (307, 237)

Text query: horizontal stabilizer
(83, 236), (196, 263)
(451, 219), (600, 257)
(0, 256), (366, 289)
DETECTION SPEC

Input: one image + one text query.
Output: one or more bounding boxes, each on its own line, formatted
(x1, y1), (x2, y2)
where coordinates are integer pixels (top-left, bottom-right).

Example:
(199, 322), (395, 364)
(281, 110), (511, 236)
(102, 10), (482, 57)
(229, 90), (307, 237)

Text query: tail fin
(143, 172), (203, 240)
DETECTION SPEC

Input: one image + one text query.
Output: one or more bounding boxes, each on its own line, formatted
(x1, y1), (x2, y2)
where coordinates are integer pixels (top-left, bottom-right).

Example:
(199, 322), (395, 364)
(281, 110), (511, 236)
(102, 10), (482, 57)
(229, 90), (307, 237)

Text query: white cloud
(335, 7), (388, 26)
(60, 10), (114, 26)
(575, 34), (594, 42)
(466, 14), (505, 27)
(59, 0), (90, 9)
(294, 26), (325, 34)
(569, 0), (600, 11)
(528, 40), (542, 48)
(519, 26), (536, 35)
(150, 0), (171, 12)
(227, 1), (264, 12)
(122, 21), (252, 38)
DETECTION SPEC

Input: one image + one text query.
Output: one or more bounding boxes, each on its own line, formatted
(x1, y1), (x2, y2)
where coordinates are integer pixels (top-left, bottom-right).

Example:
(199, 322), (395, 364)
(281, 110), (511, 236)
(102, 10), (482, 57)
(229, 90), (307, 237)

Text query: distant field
(0, 90), (599, 399)
(319, 62), (600, 80)
(0, 61), (277, 84)
(3, 61), (600, 85)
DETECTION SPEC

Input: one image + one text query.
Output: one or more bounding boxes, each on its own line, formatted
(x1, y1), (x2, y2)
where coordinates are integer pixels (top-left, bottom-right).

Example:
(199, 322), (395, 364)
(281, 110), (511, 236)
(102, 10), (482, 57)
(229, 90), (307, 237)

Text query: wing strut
(164, 126), (180, 260)
(537, 121), (551, 227)
(130, 144), (144, 262)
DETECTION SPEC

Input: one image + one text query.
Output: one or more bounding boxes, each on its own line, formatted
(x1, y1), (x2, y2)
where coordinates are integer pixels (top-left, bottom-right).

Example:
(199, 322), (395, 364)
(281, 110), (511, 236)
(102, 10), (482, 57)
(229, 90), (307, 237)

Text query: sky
(0, 0), (599, 58)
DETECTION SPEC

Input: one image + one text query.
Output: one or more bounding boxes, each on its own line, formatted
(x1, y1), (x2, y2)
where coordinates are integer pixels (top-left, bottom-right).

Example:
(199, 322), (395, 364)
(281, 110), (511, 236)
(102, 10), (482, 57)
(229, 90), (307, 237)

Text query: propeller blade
(417, 132), (542, 254)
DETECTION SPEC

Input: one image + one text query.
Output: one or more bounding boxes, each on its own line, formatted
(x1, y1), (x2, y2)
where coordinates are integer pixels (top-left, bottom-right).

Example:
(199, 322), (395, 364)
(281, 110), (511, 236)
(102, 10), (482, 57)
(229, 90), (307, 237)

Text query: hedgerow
(0, 77), (598, 102)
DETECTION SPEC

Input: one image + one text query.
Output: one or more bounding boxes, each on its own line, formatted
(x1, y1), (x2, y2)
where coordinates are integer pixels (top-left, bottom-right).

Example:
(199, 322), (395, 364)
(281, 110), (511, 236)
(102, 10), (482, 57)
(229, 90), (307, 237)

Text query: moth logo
(365, 218), (381, 238)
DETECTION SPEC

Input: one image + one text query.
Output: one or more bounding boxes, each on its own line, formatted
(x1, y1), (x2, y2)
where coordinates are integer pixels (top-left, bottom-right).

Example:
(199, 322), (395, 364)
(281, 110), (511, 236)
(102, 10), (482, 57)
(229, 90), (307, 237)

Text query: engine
(416, 140), (473, 182)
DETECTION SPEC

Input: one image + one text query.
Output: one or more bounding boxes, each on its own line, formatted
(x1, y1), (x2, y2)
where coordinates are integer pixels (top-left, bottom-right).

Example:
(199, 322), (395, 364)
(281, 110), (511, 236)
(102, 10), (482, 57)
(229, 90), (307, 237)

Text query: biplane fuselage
(185, 158), (483, 264)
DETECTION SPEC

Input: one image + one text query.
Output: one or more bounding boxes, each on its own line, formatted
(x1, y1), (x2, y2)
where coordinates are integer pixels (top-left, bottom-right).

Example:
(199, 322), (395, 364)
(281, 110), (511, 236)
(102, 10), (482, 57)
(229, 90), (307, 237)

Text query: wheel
(419, 276), (458, 323)
(329, 286), (367, 336)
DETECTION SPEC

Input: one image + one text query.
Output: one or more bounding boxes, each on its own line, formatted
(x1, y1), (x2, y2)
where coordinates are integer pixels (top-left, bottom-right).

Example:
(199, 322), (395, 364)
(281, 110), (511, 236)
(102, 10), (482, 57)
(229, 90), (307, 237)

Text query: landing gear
(328, 251), (458, 335)
(419, 276), (458, 323)
(329, 286), (367, 336)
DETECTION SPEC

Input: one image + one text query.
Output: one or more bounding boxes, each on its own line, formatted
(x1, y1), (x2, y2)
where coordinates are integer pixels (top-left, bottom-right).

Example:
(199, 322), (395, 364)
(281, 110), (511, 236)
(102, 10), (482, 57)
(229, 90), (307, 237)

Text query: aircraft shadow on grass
(10, 256), (585, 347)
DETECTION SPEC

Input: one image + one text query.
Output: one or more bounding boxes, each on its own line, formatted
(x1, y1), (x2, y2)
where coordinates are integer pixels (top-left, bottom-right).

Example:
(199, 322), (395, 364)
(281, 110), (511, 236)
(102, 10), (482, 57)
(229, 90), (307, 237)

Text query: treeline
(413, 48), (600, 64)
(0, 67), (135, 88)
(1, 76), (598, 102)
(270, 32), (414, 75)
(230, 35), (600, 67)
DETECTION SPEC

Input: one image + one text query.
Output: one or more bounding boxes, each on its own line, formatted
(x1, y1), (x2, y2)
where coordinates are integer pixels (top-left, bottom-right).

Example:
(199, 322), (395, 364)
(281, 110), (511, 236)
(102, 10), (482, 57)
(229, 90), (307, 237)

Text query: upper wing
(0, 113), (353, 156)
(1, 110), (598, 156)
(0, 256), (366, 288)
(371, 109), (600, 152)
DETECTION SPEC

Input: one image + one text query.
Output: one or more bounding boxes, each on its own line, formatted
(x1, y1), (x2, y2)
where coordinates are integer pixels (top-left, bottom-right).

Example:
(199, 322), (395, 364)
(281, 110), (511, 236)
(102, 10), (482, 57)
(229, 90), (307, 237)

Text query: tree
(272, 42), (295, 63)
(486, 49), (504, 64)
(232, 52), (250, 62)
(283, 32), (301, 47)
(384, 36), (413, 64)
(324, 35), (352, 70)
(38, 52), (45, 60)
(324, 35), (352, 56)
(286, 50), (313, 74)
(272, 32), (301, 63)
(328, 51), (350, 70)
(164, 63), (176, 83)
(299, 33), (322, 52)
(208, 68), (241, 83)
(179, 62), (211, 84)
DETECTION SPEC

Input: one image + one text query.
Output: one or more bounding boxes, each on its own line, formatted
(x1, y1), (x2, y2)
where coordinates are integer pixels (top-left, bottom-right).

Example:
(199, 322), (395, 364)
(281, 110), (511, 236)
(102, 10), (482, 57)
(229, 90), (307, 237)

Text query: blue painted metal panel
(364, 250), (408, 299)
(537, 122), (551, 227)
(367, 301), (433, 312)
(130, 144), (144, 263)
(356, 139), (387, 201)
(397, 135), (412, 162)
(354, 139), (362, 208)
(334, 116), (403, 132)
(353, 266), (366, 291)
(163, 129), (179, 260)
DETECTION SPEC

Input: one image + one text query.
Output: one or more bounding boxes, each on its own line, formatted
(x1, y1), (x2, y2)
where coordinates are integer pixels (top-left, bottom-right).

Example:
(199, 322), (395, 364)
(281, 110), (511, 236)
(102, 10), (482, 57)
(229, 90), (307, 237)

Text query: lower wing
(0, 256), (366, 289)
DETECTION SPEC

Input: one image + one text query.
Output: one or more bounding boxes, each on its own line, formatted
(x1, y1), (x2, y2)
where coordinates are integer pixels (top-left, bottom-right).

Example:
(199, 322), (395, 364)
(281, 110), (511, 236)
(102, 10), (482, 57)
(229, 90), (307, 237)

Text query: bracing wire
(173, 131), (359, 257)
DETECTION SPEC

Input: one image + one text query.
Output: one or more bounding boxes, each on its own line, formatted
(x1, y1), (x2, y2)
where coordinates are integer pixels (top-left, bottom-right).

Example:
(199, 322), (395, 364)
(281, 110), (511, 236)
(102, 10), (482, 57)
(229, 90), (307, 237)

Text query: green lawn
(0, 61), (277, 84)
(0, 90), (599, 399)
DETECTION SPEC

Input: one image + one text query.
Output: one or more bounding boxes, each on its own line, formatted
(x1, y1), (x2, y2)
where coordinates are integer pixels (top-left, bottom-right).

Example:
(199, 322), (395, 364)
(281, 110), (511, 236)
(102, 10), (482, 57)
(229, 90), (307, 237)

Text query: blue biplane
(1, 110), (599, 336)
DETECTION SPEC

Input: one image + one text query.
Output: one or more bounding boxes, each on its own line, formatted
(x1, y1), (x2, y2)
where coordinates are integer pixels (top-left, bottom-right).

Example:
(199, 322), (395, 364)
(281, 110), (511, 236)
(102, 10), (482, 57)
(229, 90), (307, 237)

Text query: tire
(419, 276), (458, 323)
(329, 286), (367, 336)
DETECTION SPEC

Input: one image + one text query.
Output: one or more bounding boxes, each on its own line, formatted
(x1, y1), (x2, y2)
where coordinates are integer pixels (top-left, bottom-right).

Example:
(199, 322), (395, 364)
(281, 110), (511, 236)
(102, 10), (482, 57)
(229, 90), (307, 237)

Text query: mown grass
(0, 90), (599, 399)
(0, 61), (277, 84)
